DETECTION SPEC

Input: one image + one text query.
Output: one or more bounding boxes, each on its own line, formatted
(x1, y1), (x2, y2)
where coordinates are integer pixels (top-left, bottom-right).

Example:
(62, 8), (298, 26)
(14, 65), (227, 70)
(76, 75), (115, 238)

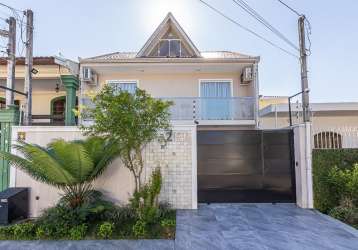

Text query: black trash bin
(0, 187), (29, 225)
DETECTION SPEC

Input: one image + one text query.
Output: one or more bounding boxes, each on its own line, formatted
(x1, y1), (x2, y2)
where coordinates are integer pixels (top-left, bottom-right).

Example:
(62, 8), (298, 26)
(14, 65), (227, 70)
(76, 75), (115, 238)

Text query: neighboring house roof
(259, 95), (289, 99)
(260, 102), (358, 117)
(0, 57), (58, 65)
(80, 12), (259, 64)
(0, 56), (79, 77)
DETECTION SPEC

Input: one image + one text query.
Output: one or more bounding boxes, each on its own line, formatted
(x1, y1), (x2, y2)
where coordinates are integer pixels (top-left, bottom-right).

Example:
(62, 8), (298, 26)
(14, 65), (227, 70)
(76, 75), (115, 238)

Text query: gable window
(158, 39), (181, 57)
(108, 80), (137, 94)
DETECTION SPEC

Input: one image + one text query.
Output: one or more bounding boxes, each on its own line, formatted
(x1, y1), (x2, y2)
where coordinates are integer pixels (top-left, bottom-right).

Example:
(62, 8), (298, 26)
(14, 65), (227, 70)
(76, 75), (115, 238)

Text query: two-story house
(8, 13), (300, 213)
(79, 13), (260, 129)
(76, 13), (297, 205)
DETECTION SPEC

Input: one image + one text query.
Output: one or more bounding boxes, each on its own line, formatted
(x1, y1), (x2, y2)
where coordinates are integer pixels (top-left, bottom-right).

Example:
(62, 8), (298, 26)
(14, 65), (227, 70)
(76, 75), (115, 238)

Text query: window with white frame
(158, 39), (182, 57)
(200, 80), (232, 98)
(108, 80), (137, 94)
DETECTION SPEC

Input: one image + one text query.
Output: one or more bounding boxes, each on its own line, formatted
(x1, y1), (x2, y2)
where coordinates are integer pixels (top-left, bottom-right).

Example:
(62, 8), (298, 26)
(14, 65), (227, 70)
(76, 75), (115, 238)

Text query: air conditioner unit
(82, 67), (98, 86)
(241, 66), (253, 84)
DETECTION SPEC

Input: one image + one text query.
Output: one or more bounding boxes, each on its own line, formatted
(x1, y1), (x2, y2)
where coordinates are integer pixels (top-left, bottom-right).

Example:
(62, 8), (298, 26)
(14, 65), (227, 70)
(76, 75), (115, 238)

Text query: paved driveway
(175, 203), (358, 250)
(0, 204), (357, 250)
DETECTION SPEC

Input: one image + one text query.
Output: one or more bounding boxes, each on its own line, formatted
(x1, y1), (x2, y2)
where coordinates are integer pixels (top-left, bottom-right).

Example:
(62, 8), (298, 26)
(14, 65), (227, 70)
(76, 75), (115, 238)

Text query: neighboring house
(0, 56), (79, 125)
(259, 95), (288, 109)
(259, 101), (358, 148)
(79, 12), (260, 128)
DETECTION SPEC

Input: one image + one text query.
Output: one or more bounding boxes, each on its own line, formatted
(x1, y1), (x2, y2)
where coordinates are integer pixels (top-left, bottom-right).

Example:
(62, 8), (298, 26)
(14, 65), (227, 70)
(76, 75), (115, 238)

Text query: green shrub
(97, 222), (114, 239)
(158, 202), (172, 217)
(35, 225), (49, 239)
(160, 218), (175, 238)
(37, 205), (86, 238)
(313, 149), (358, 212)
(160, 218), (175, 228)
(35, 191), (116, 239)
(130, 168), (162, 224)
(132, 220), (147, 238)
(12, 222), (35, 240)
(69, 224), (87, 240)
(329, 198), (358, 229)
(0, 226), (14, 239)
(99, 205), (136, 225)
(74, 190), (118, 223)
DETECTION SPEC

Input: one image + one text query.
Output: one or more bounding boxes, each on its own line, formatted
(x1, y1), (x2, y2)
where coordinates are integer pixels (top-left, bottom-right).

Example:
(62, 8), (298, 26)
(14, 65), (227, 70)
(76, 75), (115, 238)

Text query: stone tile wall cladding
(143, 130), (193, 209)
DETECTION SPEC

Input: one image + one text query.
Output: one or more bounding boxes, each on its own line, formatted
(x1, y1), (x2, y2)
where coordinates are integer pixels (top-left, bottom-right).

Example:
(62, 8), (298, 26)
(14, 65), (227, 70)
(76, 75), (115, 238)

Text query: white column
(293, 122), (313, 208)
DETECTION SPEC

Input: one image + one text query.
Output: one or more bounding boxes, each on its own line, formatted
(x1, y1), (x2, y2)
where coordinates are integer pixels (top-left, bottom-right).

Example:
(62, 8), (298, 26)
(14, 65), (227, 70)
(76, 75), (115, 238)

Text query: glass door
(200, 81), (231, 120)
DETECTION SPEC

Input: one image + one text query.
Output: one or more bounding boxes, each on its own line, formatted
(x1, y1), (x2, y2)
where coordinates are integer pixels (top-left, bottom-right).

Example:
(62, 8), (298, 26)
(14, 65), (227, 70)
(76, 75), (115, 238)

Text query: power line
(0, 3), (30, 57)
(232, 0), (299, 51)
(197, 0), (299, 58)
(0, 2), (22, 13)
(276, 0), (301, 16)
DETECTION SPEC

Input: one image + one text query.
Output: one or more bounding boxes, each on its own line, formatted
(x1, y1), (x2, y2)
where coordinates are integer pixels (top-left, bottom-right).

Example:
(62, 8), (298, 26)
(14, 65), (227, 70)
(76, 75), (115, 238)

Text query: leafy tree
(82, 86), (172, 192)
(0, 137), (120, 208)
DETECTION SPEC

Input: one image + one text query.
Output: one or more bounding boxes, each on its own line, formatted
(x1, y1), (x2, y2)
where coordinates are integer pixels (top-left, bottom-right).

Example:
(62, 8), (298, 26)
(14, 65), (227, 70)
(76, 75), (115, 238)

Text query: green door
(0, 105), (19, 191)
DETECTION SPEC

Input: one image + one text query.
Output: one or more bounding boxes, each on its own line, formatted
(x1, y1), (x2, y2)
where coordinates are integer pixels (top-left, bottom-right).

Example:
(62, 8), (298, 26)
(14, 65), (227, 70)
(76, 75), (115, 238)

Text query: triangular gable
(136, 12), (201, 58)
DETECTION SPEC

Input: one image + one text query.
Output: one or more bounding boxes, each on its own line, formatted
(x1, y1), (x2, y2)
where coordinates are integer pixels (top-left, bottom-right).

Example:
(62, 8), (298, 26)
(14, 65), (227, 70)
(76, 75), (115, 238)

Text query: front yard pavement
(0, 203), (357, 250)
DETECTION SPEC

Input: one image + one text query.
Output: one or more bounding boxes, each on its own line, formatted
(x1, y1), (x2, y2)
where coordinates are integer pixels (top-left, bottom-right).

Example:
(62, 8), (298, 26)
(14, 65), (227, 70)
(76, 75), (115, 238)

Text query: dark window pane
(159, 40), (169, 56)
(170, 40), (181, 57)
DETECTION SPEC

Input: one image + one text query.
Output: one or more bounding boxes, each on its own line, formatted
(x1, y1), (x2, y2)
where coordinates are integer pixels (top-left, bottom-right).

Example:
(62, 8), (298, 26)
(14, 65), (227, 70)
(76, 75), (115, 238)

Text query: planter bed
(0, 203), (176, 241)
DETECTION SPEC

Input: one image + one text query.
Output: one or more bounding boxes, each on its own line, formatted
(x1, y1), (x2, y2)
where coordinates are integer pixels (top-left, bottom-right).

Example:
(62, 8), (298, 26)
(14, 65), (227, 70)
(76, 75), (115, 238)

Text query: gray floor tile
(1, 204), (357, 250)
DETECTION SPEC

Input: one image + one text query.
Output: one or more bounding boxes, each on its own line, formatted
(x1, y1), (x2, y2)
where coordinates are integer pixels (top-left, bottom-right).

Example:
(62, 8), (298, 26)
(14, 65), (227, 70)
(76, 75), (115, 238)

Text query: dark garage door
(197, 129), (295, 203)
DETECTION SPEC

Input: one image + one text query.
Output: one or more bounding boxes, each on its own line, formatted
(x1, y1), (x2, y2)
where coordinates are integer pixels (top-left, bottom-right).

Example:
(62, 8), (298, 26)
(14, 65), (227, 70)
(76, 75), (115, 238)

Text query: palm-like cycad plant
(0, 137), (120, 208)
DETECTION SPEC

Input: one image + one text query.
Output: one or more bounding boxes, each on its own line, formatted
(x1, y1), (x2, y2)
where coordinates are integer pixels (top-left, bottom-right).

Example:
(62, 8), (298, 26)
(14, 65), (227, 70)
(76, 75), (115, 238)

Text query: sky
(1, 0), (358, 102)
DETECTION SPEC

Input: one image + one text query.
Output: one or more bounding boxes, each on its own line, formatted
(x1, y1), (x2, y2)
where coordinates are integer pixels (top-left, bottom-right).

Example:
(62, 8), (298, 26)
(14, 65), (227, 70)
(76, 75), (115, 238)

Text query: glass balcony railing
(160, 97), (255, 120)
(81, 97), (255, 121)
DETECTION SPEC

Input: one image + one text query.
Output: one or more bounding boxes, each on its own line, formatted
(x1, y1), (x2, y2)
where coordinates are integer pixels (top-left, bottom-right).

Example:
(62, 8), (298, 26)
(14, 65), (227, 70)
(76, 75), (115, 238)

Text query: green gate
(0, 105), (19, 191)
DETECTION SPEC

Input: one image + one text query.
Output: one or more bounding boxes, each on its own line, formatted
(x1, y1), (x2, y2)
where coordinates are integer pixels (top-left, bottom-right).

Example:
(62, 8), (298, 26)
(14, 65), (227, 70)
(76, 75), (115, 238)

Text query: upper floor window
(108, 80), (137, 94)
(158, 39), (182, 57)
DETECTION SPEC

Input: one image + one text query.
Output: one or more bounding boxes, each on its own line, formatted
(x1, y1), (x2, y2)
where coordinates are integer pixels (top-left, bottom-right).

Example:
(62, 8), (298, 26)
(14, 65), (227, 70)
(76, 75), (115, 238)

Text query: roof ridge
(201, 50), (241, 52)
(83, 51), (137, 60)
(201, 50), (252, 57)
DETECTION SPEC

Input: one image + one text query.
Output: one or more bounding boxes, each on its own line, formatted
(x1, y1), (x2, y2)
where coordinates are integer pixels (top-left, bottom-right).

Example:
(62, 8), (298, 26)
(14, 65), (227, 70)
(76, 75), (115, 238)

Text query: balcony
(82, 97), (255, 124)
(160, 97), (255, 122)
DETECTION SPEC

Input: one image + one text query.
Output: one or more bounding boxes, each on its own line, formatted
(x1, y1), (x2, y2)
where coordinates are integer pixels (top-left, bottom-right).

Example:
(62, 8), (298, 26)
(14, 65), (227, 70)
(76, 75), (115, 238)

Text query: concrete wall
(261, 114), (358, 130)
(261, 114), (358, 149)
(10, 125), (197, 217)
(83, 72), (255, 98)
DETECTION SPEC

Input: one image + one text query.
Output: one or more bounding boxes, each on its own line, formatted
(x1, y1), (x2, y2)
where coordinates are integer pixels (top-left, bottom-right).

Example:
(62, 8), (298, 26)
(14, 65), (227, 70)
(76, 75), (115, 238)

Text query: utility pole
(23, 9), (33, 125)
(298, 15), (313, 209)
(6, 17), (16, 107)
(298, 15), (310, 122)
